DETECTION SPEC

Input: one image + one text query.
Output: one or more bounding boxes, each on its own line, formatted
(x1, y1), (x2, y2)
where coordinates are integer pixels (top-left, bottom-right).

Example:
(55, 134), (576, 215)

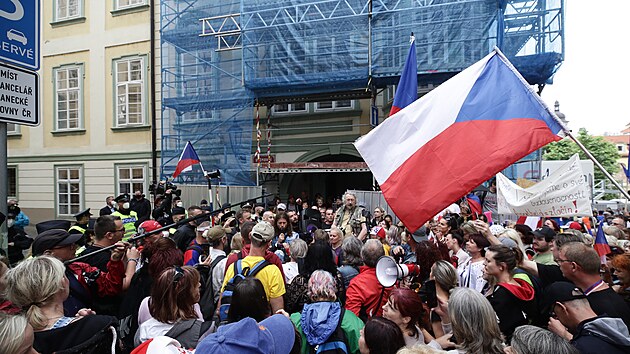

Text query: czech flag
(516, 216), (542, 230)
(465, 193), (482, 218)
(355, 48), (565, 232)
(173, 141), (202, 178)
(593, 223), (611, 263)
(389, 35), (418, 116)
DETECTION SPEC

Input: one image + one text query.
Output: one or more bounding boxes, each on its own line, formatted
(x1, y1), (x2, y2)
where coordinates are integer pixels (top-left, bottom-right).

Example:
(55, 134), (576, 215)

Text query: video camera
(149, 180), (182, 197)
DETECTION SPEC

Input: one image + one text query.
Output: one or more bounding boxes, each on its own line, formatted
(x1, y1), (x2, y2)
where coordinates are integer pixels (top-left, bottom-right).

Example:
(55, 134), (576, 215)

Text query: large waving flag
(622, 141), (630, 183)
(594, 223), (611, 264)
(389, 34), (418, 116)
(173, 141), (203, 178)
(355, 48), (565, 232)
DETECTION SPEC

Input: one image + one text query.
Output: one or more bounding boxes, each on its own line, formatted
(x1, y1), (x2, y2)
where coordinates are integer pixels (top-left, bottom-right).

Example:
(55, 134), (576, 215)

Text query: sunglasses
(173, 266), (184, 284)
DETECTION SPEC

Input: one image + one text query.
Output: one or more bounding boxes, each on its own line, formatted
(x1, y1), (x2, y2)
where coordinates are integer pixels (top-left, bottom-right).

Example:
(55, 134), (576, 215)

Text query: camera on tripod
(149, 180), (182, 197)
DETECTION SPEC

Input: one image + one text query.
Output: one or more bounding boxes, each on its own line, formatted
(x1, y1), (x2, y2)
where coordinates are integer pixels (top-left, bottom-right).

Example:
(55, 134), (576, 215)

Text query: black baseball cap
(544, 281), (587, 310)
(533, 226), (556, 241)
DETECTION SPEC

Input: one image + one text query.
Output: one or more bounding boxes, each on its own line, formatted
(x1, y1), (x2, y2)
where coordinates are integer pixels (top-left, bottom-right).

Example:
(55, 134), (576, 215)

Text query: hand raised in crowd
(435, 333), (455, 350)
(126, 245), (140, 261)
(278, 233), (285, 243)
(548, 317), (572, 341)
(472, 219), (492, 238)
(110, 241), (129, 262)
(200, 253), (214, 266)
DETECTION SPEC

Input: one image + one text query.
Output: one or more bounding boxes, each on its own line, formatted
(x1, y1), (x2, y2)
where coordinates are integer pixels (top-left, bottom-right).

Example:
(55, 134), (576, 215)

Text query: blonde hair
(498, 228), (527, 258)
(5, 256), (66, 330)
(397, 344), (447, 354)
(231, 232), (243, 251)
(0, 313), (31, 354)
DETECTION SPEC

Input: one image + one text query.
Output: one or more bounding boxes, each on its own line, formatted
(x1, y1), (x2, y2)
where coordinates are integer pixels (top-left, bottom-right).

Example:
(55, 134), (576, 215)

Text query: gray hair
(344, 191), (357, 200)
(6, 256), (66, 331)
(510, 325), (579, 354)
(362, 239), (385, 267)
(448, 287), (505, 354)
(289, 238), (308, 260)
(341, 236), (363, 267)
(431, 260), (458, 292)
(0, 313), (31, 354)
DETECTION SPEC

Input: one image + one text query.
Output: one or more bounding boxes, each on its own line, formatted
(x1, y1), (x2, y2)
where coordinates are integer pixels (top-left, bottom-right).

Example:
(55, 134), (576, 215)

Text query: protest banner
(497, 154), (591, 217)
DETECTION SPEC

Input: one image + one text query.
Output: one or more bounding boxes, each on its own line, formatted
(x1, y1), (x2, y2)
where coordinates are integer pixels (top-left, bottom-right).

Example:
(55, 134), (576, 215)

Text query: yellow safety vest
(112, 210), (138, 241)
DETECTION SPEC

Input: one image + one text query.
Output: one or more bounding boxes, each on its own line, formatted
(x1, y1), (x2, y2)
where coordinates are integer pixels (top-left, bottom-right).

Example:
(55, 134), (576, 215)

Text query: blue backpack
(218, 258), (271, 322)
(309, 309), (348, 354)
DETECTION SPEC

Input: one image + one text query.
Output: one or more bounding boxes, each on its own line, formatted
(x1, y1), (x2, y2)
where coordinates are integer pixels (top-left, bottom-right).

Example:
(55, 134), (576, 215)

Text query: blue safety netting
(160, 0), (564, 185)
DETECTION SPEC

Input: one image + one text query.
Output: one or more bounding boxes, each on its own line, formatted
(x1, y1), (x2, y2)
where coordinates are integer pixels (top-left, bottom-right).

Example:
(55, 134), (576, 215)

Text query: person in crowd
(31, 228), (126, 316)
(543, 218), (561, 233)
(333, 192), (368, 240)
(505, 325), (578, 354)
(0, 256), (21, 314)
(371, 226), (392, 255)
(6, 205), (32, 265)
(479, 178), (498, 222)
(330, 225), (345, 266)
(359, 316), (406, 354)
(112, 194), (138, 240)
(6, 256), (119, 353)
(271, 212), (299, 261)
(338, 235), (364, 288)
(0, 313), (38, 354)
(415, 241), (445, 284)
(196, 314), (296, 353)
(611, 216), (627, 231)
(68, 208), (91, 237)
(604, 225), (624, 247)
(531, 226), (557, 265)
(346, 239), (389, 321)
(285, 241), (346, 313)
(99, 195), (116, 216)
(323, 207), (335, 229)
(291, 270), (364, 353)
(227, 277), (271, 323)
(131, 190), (152, 226)
(382, 288), (442, 349)
(119, 237), (183, 351)
(497, 228), (528, 259)
(7, 199), (29, 231)
(458, 233), (490, 292)
(513, 224), (535, 258)
(222, 221), (286, 313)
(135, 266), (204, 348)
(545, 282), (630, 354)
(611, 253), (630, 304)
(371, 206), (385, 228)
(482, 244), (535, 339)
(173, 205), (203, 252)
(230, 232), (243, 254)
(444, 230), (469, 270)
(224, 221), (286, 281)
(283, 237), (308, 284)
(151, 190), (173, 225)
(435, 217), (458, 244)
(437, 287), (505, 354)
(262, 210), (276, 226)
(183, 222), (211, 266)
(430, 260), (459, 338)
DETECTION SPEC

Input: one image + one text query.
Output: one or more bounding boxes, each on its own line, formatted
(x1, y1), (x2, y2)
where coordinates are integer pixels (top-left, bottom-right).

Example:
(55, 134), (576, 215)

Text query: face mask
(110, 201), (116, 207)
(135, 195), (142, 200)
(176, 202), (184, 208)
(123, 202), (130, 210)
(7, 219), (15, 228)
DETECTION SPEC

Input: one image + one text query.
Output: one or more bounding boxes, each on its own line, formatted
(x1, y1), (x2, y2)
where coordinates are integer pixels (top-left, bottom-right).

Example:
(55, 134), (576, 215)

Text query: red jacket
(345, 266), (390, 320)
(225, 244), (286, 282)
(67, 260), (124, 297)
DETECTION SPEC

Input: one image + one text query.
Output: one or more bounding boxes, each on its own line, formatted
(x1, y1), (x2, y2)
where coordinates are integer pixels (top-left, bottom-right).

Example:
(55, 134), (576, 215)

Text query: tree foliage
(543, 128), (620, 182)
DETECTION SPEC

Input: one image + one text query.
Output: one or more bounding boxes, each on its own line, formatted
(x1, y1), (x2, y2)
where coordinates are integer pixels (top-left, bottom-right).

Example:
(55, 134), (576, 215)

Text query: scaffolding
(160, 0), (564, 185)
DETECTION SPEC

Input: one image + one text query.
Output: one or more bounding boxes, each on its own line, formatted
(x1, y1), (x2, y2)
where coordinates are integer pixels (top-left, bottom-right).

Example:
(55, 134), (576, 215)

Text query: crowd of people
(2, 190), (630, 354)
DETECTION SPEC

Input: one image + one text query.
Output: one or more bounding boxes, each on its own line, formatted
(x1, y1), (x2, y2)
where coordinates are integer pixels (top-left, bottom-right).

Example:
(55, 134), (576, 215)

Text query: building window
(56, 166), (82, 216)
(117, 165), (146, 195)
(618, 145), (624, 152)
(315, 100), (354, 111)
(114, 56), (146, 126)
(7, 123), (20, 135)
(273, 102), (307, 114)
(55, 0), (82, 21)
(8, 166), (17, 199)
(54, 65), (83, 131)
(115, 0), (146, 10)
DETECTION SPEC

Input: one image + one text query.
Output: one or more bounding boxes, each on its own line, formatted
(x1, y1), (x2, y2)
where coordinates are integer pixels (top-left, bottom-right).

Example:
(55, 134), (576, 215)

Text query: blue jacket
(14, 212), (29, 230)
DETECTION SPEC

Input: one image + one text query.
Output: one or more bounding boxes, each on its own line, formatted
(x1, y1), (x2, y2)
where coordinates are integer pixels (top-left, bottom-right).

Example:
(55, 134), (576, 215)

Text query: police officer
(112, 194), (138, 241)
(69, 208), (92, 236)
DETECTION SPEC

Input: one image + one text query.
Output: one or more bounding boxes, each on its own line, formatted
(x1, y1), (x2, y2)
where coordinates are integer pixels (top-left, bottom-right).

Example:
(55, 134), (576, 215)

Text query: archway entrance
(283, 154), (373, 203)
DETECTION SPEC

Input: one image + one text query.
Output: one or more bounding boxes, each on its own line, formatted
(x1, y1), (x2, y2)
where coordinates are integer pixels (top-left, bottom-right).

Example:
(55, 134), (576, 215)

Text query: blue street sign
(0, 0), (39, 70)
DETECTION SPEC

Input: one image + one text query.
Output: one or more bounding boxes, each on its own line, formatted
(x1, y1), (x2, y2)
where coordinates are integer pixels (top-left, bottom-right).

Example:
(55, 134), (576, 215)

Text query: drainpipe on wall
(150, 0), (158, 186)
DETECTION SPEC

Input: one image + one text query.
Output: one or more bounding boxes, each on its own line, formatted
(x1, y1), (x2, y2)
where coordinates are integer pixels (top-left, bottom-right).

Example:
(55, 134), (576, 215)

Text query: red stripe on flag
(380, 118), (560, 231)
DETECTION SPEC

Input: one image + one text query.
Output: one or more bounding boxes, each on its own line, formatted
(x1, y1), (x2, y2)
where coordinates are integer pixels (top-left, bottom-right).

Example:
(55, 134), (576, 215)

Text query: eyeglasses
(554, 258), (572, 264)
(114, 228), (125, 234)
(173, 266), (184, 284)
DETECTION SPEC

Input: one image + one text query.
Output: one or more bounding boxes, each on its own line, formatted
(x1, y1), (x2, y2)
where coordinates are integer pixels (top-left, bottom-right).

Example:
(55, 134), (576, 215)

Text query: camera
(149, 180), (182, 197)
(205, 170), (221, 179)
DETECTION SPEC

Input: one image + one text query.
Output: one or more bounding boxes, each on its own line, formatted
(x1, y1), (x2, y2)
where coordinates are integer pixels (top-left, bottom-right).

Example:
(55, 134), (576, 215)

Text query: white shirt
(458, 258), (487, 293)
(209, 248), (227, 303)
(283, 261), (299, 284)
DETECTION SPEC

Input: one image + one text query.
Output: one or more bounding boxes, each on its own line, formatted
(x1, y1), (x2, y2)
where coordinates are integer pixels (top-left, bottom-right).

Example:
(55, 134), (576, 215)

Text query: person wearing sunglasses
(546, 282), (630, 354)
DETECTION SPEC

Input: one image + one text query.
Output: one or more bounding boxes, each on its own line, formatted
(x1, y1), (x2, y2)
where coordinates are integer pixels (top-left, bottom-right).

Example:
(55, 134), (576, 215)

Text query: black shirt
(79, 245), (111, 272)
(587, 288), (630, 328)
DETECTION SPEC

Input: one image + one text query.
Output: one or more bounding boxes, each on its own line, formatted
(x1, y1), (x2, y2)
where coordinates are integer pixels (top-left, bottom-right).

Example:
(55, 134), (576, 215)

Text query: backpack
(308, 309), (348, 354)
(218, 258), (271, 322)
(197, 255), (226, 321)
(186, 243), (210, 264)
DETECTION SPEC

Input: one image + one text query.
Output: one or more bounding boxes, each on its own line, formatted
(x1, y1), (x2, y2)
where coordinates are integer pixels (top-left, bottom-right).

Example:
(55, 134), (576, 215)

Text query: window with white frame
(8, 166), (17, 199)
(273, 102), (307, 114)
(116, 0), (146, 10)
(6, 123), (19, 135)
(55, 0), (82, 21)
(117, 165), (146, 195)
(56, 166), (82, 216)
(315, 100), (354, 111)
(115, 57), (145, 126)
(55, 66), (82, 130)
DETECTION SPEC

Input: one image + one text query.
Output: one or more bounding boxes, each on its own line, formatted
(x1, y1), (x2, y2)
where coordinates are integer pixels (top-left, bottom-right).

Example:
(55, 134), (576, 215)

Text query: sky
(540, 1), (630, 136)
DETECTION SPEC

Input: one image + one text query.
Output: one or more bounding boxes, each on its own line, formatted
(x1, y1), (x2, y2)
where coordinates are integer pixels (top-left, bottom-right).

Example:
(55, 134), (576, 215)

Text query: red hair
(612, 254), (630, 286)
(389, 288), (425, 337)
(147, 237), (183, 278)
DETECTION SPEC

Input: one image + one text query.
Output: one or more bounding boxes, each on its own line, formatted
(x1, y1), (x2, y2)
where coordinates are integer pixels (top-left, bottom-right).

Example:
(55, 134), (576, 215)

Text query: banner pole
(564, 130), (630, 201)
